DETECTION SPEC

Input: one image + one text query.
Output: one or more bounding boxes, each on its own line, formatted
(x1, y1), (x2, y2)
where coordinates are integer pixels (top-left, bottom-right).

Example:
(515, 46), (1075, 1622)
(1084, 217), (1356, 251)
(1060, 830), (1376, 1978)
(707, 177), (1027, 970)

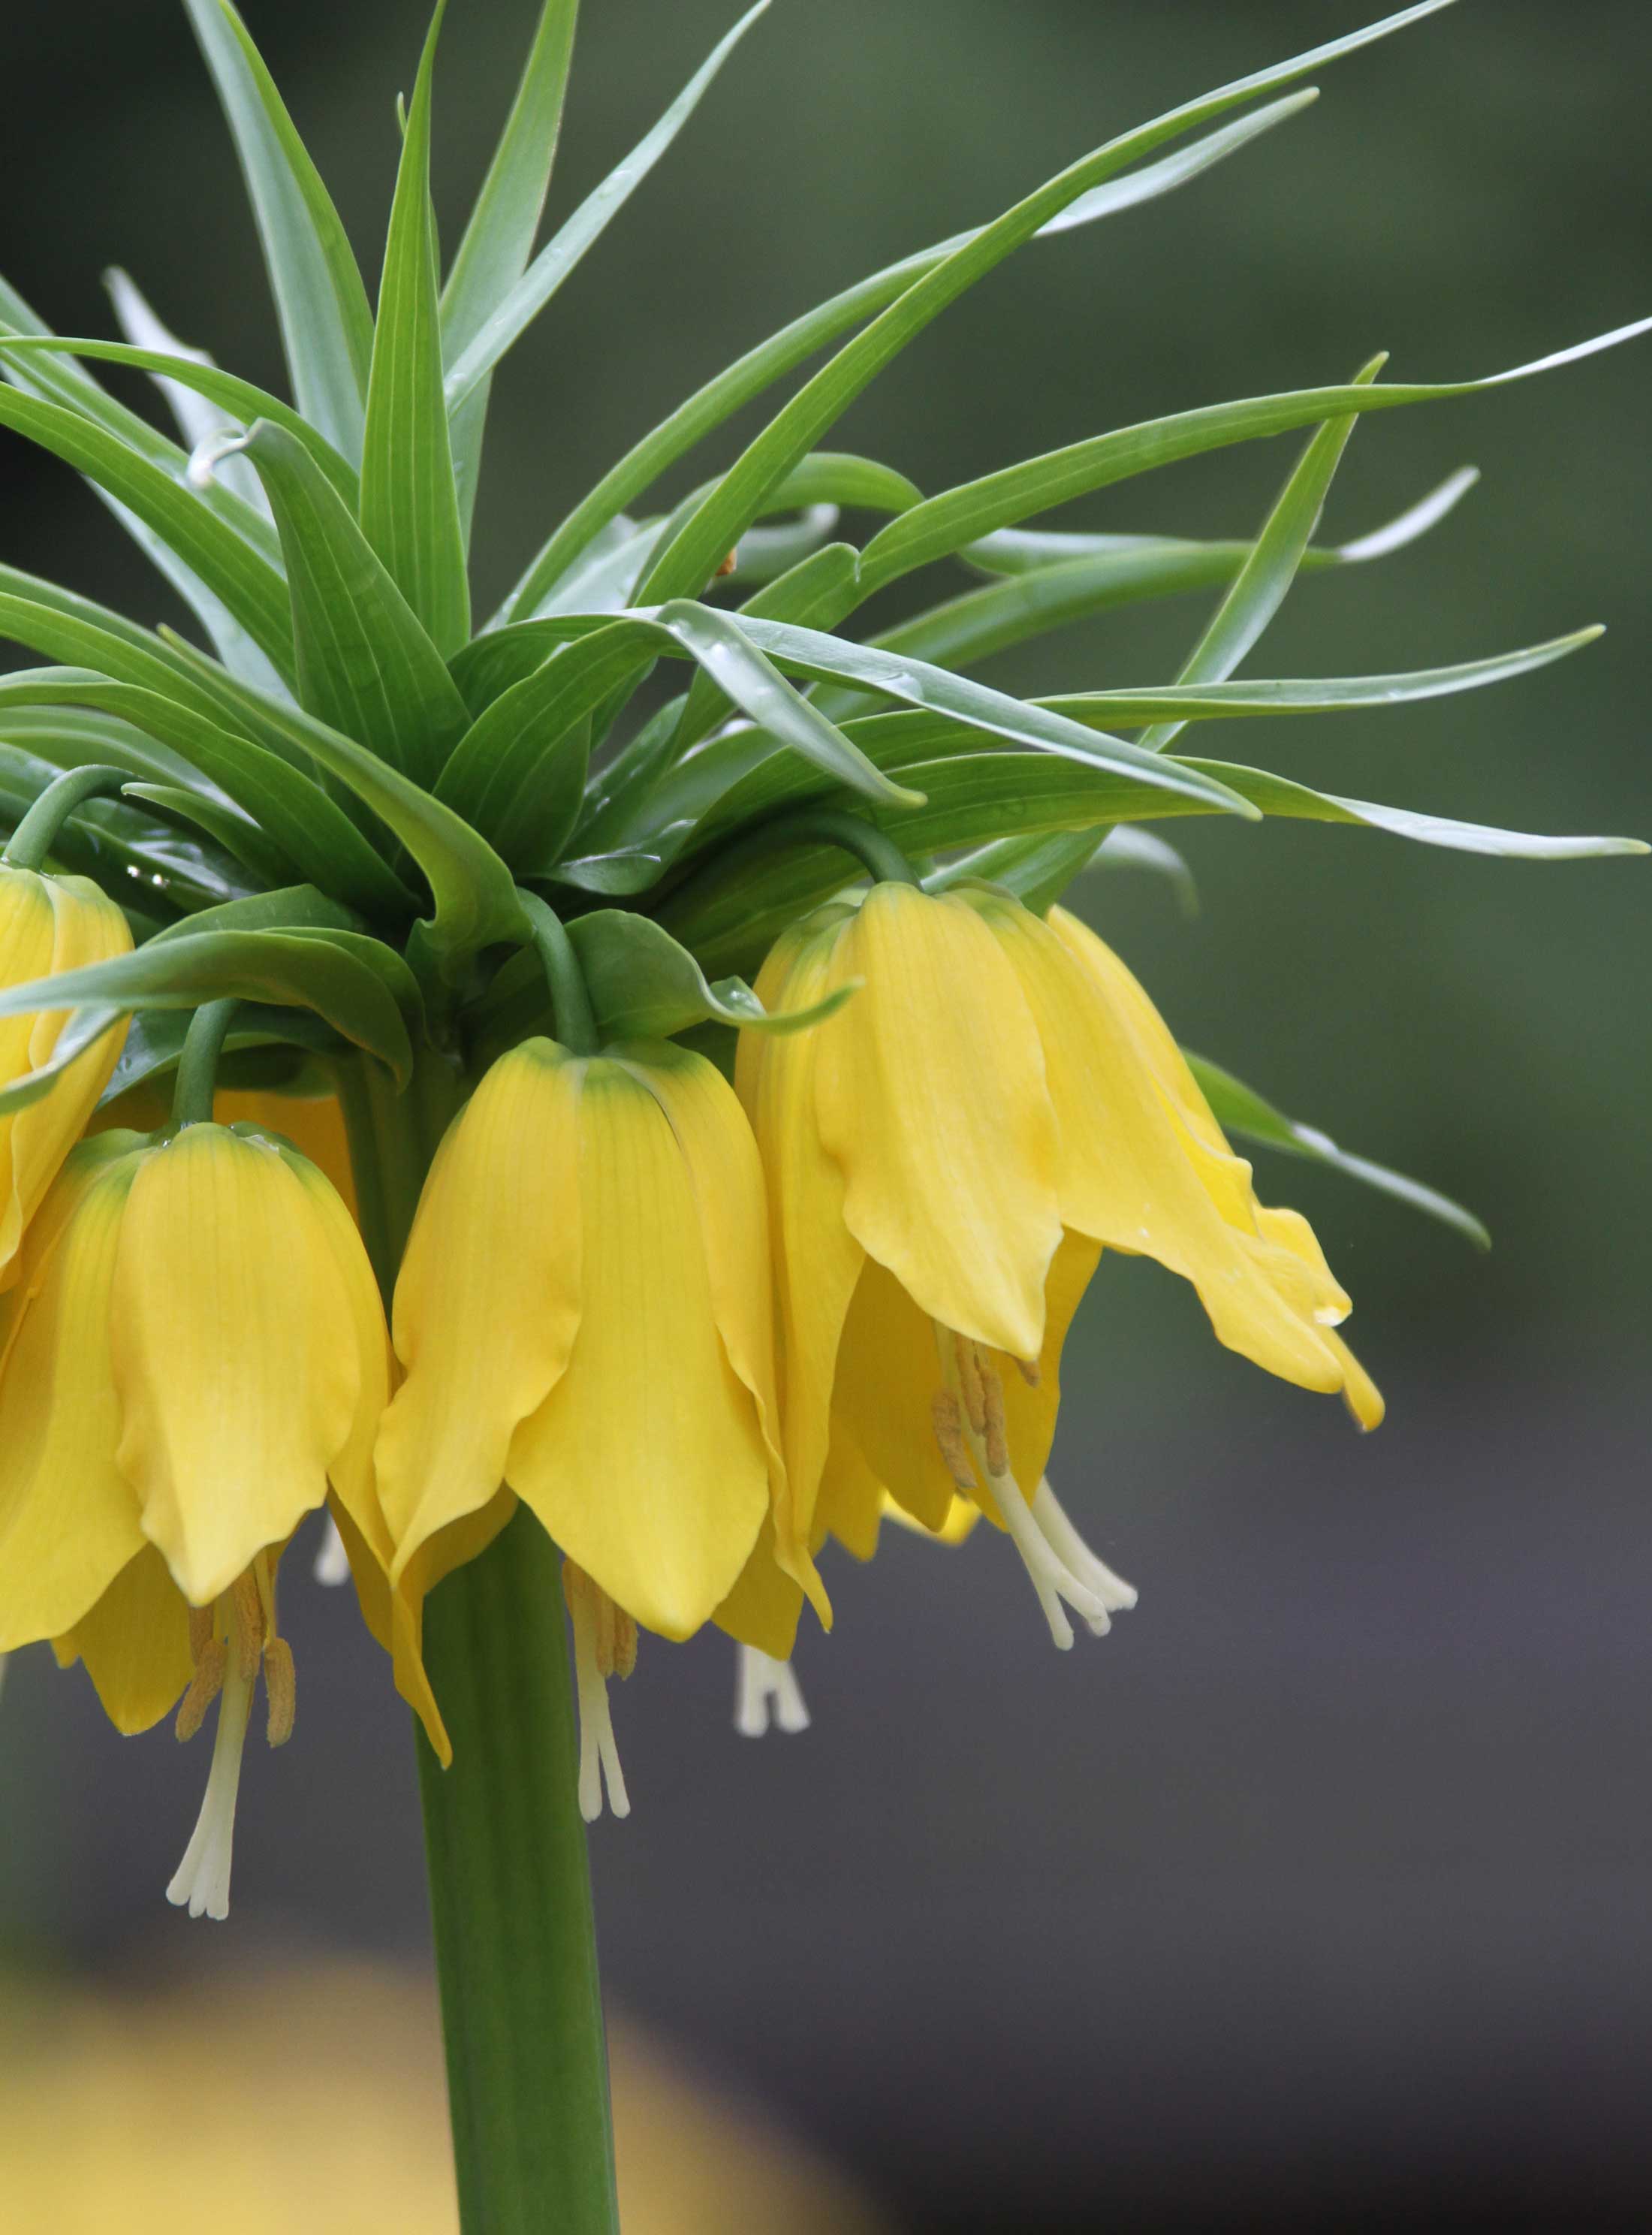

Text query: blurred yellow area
(0, 1959), (887, 2234)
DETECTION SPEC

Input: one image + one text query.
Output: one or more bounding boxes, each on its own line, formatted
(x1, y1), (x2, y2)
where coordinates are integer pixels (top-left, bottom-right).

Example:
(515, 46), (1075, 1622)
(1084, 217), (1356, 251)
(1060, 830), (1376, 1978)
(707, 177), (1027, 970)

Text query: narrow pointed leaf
(0, 741), (247, 917)
(442, 0), (581, 532)
(2, 337), (359, 506)
(182, 0), (373, 458)
(502, 87), (1319, 617)
(236, 421), (470, 781)
(0, 667), (415, 917)
(122, 781), (294, 888)
(858, 324), (1652, 595)
(1183, 1051), (1491, 1249)
(0, 930), (411, 1081)
(1136, 354), (1385, 752)
(444, 2), (769, 415)
(360, 2), (470, 653)
(639, 11), (1458, 605)
(103, 270), (269, 510)
(0, 385), (294, 671)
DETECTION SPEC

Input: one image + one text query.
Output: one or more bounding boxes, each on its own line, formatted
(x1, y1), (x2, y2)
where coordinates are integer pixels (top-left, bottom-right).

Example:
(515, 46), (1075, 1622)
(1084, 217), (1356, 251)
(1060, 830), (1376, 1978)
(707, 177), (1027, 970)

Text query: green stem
(517, 888), (598, 1054)
(341, 1048), (620, 2235)
(171, 999), (240, 1127)
(679, 803), (923, 903)
(2, 765), (133, 873)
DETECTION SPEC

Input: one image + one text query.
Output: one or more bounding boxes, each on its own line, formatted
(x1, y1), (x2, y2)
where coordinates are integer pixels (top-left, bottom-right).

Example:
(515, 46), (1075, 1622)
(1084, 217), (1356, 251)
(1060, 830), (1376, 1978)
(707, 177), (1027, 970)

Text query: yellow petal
(377, 1042), (583, 1566)
(505, 1059), (768, 1641)
(270, 1137), (392, 1545)
(0, 871), (130, 1286)
(51, 1545), (192, 1736)
(220, 1088), (357, 1217)
(831, 1259), (962, 1532)
(713, 1516), (805, 1660)
(882, 1492), (982, 1546)
(737, 915), (863, 1618)
(977, 893), (1359, 1401)
(814, 884), (1062, 1359)
(812, 1424), (888, 1562)
(110, 1124), (359, 1605)
(0, 1150), (146, 1649)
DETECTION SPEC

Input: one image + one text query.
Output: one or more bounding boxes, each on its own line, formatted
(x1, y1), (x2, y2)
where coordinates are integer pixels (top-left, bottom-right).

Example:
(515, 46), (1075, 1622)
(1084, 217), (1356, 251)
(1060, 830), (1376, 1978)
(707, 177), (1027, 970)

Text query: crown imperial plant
(0, 2), (1642, 2223)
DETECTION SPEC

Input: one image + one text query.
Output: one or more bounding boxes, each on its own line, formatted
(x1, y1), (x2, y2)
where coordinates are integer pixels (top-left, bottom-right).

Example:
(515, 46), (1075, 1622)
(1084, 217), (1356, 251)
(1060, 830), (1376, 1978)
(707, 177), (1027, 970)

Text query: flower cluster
(0, 848), (1379, 1905)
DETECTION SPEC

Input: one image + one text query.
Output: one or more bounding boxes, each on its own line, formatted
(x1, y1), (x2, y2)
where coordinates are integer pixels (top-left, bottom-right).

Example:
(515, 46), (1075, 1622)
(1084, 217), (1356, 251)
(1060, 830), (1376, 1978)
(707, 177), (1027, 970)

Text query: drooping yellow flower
(0, 864), (131, 1286)
(375, 1035), (786, 1815)
(737, 879), (1380, 1645)
(0, 1118), (410, 1917)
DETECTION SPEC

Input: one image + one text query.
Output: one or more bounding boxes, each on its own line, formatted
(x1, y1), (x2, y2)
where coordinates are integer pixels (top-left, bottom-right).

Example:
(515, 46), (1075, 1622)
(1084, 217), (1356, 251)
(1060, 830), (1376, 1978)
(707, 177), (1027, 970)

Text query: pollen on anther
(263, 1636), (297, 1747)
(930, 1389), (978, 1490)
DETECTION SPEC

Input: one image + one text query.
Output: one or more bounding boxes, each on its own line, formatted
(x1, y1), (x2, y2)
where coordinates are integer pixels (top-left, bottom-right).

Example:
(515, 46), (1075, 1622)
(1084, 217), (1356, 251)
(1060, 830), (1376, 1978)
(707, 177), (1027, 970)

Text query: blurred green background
(0, 4), (1647, 2230)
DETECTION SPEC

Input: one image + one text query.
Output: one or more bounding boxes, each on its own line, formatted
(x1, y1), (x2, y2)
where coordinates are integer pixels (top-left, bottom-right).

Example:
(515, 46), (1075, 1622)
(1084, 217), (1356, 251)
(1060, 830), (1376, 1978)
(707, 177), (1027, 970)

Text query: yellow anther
(930, 1389), (978, 1490)
(562, 1559), (637, 1681)
(611, 1609), (638, 1684)
(174, 1639), (228, 1742)
(1014, 1354), (1042, 1389)
(186, 1603), (216, 1663)
(263, 1636), (297, 1747)
(981, 1365), (1010, 1479)
(953, 1333), (987, 1436)
(229, 1570), (264, 1680)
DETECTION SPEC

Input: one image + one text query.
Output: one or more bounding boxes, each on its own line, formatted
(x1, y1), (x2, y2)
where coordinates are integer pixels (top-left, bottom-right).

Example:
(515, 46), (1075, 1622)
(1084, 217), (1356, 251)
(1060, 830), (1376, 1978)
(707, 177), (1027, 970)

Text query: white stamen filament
(567, 1589), (630, 1823)
(734, 1646), (811, 1737)
(1032, 1478), (1138, 1636)
(167, 1660), (253, 1922)
(932, 1324), (1133, 1651)
(312, 1512), (351, 1587)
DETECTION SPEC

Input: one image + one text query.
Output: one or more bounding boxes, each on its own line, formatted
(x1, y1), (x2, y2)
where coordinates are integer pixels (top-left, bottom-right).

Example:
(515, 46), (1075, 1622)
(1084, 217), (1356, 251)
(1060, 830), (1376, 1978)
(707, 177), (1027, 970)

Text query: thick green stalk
(341, 1048), (620, 2235)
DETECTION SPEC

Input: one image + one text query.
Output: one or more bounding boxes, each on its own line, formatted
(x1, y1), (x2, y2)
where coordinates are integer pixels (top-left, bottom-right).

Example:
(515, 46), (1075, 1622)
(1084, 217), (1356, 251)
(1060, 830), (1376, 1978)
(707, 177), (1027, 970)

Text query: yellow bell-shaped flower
(375, 1034), (785, 1816)
(737, 879), (1380, 1648)
(0, 864), (132, 1286)
(0, 1117), (412, 1917)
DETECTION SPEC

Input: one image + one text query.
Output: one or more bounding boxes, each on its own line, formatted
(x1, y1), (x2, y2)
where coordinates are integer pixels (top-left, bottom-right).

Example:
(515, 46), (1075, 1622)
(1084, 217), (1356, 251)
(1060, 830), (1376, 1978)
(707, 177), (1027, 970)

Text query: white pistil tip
(167, 1662), (253, 1922)
(734, 1647), (811, 1738)
(312, 1512), (351, 1588)
(186, 427), (252, 491)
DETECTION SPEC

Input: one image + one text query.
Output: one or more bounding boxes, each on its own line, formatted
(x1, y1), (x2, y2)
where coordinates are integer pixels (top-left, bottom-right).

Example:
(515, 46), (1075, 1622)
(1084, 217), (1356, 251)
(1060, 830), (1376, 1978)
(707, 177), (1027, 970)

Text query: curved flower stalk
(0, 1106), (405, 1919)
(738, 877), (1379, 1646)
(0, 0), (1644, 2224)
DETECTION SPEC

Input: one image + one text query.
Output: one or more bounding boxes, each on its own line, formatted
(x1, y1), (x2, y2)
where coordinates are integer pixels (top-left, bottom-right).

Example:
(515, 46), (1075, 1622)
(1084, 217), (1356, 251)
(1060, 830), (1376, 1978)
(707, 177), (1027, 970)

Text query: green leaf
(0, 698), (212, 792)
(0, 740), (249, 917)
(658, 742), (1647, 979)
(638, 14), (1457, 607)
(1183, 1051), (1491, 1250)
(857, 324), (1652, 596)
(182, 0), (374, 459)
(0, 927), (411, 1084)
(443, 2), (770, 418)
(499, 86), (1320, 620)
(140, 656), (532, 969)
(235, 420), (471, 782)
(1, 336), (359, 508)
(435, 675), (590, 870)
(360, 1), (471, 654)
(0, 667), (415, 919)
(98, 1004), (336, 1110)
(122, 781), (294, 888)
(441, 0), (581, 535)
(1136, 354), (1385, 752)
(0, 385), (294, 673)
(441, 605), (924, 855)
(930, 825), (1197, 916)
(715, 614), (1260, 818)
(842, 468), (1480, 689)
(570, 907), (853, 1041)
(676, 541), (861, 753)
(475, 906), (852, 1056)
